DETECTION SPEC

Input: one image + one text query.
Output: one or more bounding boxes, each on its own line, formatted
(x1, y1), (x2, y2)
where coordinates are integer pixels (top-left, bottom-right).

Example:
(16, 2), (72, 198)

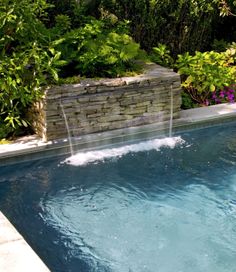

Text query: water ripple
(40, 180), (236, 272)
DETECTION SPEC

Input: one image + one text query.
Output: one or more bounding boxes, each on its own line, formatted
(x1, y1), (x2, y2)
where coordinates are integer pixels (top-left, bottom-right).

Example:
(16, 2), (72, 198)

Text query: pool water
(1, 122), (236, 272)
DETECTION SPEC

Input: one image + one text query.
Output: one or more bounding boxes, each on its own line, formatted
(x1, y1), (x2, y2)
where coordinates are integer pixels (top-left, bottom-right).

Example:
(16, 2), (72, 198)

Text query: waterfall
(169, 84), (173, 137)
(60, 103), (75, 156)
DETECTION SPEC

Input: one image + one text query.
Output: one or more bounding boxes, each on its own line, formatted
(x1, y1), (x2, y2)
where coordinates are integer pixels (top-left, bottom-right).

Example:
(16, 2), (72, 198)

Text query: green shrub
(101, 0), (219, 56)
(151, 44), (174, 68)
(0, 0), (51, 54)
(0, 0), (60, 138)
(101, 0), (236, 57)
(181, 91), (198, 109)
(55, 19), (142, 78)
(54, 14), (72, 34)
(45, 0), (85, 28)
(0, 43), (61, 134)
(211, 39), (229, 52)
(176, 50), (236, 105)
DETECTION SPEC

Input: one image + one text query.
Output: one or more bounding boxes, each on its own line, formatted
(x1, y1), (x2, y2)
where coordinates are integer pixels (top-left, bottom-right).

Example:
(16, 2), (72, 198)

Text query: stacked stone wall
(30, 64), (182, 141)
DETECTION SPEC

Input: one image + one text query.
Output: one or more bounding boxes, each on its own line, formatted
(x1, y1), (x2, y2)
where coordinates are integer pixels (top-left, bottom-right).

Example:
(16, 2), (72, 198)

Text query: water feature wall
(30, 64), (181, 141)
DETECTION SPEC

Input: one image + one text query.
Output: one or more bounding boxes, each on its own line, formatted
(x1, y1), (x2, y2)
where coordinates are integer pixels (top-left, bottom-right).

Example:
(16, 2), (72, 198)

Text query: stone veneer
(30, 63), (182, 141)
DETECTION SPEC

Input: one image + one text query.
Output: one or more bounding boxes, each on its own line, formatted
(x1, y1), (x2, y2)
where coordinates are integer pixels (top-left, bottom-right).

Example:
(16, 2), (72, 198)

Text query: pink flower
(219, 91), (225, 98)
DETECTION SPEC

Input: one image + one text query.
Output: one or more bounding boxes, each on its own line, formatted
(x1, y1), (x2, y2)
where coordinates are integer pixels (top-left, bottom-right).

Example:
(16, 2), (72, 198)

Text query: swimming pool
(1, 122), (236, 272)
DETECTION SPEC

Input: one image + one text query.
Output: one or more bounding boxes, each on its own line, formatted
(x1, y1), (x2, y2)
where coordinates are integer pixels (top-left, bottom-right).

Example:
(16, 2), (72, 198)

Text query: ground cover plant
(1, 0), (236, 139)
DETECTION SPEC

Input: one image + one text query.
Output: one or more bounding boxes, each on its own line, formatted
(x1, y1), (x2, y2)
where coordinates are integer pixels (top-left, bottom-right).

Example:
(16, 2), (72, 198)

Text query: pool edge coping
(1, 103), (236, 161)
(0, 212), (50, 272)
(1, 103), (236, 164)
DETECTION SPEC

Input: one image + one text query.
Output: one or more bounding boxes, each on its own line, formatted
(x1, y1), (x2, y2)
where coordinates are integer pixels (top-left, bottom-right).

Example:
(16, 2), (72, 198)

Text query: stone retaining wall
(30, 63), (182, 141)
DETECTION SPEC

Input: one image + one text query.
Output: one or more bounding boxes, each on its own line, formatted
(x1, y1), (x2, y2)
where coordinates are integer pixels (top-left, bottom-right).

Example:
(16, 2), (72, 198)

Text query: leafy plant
(0, 43), (61, 134)
(101, 0), (236, 57)
(181, 91), (198, 109)
(45, 0), (86, 28)
(211, 39), (229, 52)
(53, 14), (72, 34)
(151, 44), (174, 68)
(0, 0), (51, 54)
(176, 50), (236, 105)
(0, 0), (61, 138)
(101, 0), (219, 56)
(55, 19), (142, 77)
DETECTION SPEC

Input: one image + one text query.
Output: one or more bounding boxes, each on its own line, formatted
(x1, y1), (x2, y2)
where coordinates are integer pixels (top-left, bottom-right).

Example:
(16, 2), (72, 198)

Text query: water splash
(62, 136), (184, 166)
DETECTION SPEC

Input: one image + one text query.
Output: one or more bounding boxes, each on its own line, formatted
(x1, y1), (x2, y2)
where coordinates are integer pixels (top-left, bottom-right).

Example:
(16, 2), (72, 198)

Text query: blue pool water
(1, 122), (236, 272)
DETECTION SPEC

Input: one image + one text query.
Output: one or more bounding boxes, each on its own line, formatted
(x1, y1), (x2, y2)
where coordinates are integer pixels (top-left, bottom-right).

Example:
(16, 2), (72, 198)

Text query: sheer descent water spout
(169, 84), (174, 137)
(60, 102), (75, 156)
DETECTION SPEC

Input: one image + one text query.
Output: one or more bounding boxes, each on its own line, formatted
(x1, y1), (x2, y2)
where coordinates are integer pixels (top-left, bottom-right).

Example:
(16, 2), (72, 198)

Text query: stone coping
(0, 212), (50, 272)
(46, 63), (179, 98)
(179, 102), (236, 122)
(0, 103), (236, 164)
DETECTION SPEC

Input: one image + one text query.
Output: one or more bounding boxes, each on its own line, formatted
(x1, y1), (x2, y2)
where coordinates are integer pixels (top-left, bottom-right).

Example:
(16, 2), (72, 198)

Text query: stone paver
(180, 103), (236, 121)
(0, 212), (50, 272)
(0, 135), (47, 154)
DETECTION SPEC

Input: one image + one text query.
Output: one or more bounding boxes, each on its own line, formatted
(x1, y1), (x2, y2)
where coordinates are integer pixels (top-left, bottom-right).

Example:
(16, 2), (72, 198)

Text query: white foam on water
(62, 136), (184, 166)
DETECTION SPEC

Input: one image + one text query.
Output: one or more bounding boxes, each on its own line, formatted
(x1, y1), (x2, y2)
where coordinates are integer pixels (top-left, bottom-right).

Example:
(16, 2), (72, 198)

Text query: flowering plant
(211, 85), (236, 104)
(177, 50), (236, 108)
